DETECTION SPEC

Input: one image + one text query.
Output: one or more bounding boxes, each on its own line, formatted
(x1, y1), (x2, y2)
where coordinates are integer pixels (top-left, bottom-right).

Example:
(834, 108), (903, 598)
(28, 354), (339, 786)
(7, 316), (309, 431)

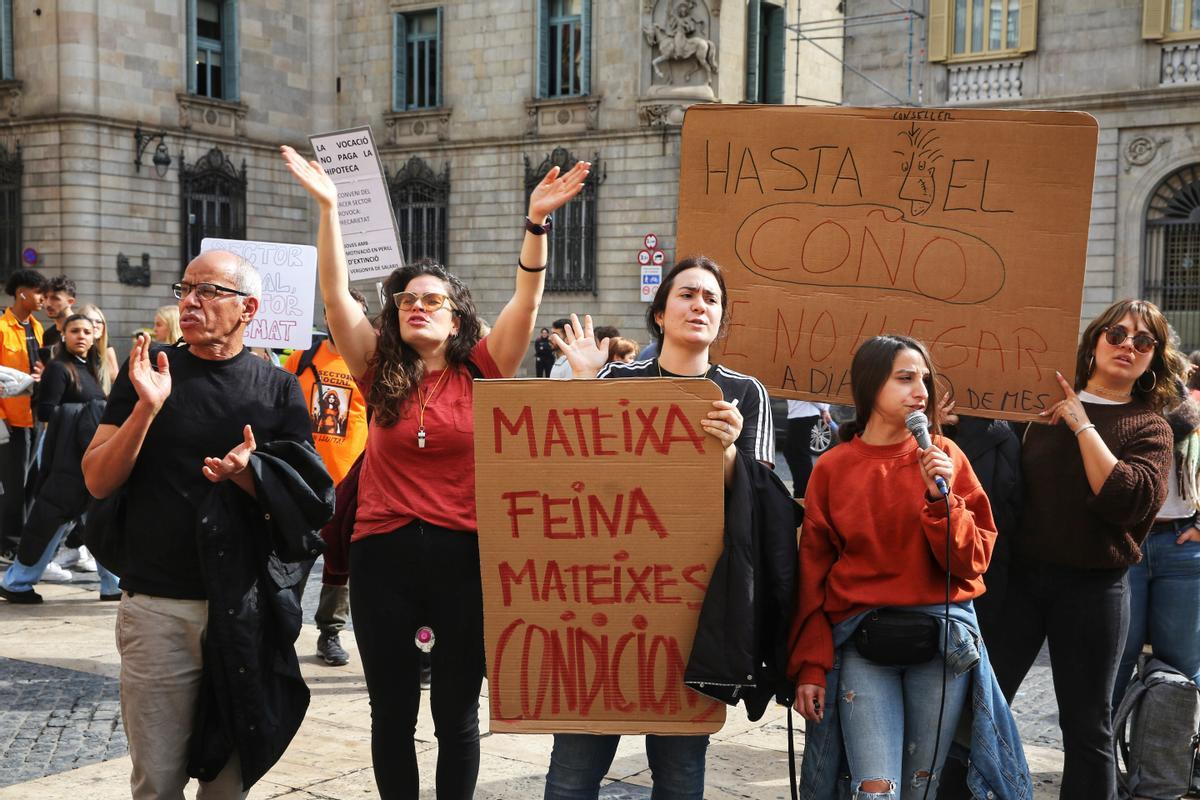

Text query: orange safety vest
(0, 308), (43, 428)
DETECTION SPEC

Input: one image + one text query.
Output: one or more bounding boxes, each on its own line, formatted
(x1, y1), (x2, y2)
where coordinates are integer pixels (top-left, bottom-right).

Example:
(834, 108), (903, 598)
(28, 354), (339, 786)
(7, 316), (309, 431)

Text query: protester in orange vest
(284, 288), (370, 668)
(0, 270), (47, 561)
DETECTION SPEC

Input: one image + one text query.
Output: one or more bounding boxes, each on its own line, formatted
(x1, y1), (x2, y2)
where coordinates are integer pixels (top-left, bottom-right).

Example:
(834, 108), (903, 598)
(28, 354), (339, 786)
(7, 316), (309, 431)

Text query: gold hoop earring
(1137, 370), (1157, 392)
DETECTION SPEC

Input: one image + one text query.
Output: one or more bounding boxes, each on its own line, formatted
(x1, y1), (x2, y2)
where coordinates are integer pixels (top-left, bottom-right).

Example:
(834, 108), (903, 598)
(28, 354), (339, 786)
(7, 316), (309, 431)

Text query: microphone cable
(922, 490), (953, 800)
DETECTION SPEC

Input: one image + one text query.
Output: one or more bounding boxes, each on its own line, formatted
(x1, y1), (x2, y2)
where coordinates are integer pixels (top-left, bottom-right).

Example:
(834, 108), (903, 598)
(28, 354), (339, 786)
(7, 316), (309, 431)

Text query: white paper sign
(308, 126), (405, 281)
(200, 238), (317, 351)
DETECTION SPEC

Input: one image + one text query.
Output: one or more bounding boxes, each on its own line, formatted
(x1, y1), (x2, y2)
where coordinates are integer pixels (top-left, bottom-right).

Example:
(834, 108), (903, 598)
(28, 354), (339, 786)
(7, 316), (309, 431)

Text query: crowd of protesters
(0, 147), (1195, 800)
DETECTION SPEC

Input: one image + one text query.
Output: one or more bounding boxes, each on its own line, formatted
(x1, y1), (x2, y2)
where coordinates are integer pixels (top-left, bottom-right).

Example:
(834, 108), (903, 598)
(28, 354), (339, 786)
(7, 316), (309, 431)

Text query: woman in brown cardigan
(986, 299), (1183, 800)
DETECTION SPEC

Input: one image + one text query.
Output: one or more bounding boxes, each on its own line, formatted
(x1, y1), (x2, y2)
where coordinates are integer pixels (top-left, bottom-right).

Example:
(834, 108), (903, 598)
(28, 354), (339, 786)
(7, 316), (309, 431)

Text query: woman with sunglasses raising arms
(985, 300), (1183, 800)
(281, 144), (589, 800)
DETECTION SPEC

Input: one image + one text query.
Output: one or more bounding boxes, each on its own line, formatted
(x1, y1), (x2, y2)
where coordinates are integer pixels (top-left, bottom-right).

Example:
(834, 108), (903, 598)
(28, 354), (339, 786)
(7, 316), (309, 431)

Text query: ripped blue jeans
(838, 643), (970, 799)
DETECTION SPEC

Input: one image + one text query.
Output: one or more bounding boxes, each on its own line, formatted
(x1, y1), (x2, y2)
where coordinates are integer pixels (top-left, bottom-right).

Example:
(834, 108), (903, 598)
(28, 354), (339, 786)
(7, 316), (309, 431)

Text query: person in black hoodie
(0, 314), (114, 603)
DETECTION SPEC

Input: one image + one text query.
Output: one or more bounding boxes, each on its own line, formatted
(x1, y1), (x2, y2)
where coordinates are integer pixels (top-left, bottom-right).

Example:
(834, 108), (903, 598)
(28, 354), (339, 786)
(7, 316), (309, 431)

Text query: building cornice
(0, 112), (679, 156)
(944, 84), (1200, 112)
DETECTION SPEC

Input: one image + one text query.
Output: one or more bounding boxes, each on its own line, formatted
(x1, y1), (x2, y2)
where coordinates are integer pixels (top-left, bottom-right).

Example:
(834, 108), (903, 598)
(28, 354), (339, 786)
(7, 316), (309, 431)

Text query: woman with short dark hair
(545, 255), (774, 799)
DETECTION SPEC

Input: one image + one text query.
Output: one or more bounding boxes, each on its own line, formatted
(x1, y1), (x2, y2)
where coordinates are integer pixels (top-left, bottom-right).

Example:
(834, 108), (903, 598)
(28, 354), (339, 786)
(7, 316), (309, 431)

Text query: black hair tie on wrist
(518, 259), (547, 273)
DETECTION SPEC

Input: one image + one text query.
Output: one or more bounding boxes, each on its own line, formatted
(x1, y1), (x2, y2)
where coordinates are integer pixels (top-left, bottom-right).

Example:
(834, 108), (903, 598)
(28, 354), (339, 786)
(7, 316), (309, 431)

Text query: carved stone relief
(1124, 135), (1171, 173)
(642, 0), (719, 101)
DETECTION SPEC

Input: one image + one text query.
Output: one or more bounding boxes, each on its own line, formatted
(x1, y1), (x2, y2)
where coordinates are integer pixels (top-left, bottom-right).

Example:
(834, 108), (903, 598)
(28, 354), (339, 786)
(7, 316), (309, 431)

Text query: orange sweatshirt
(787, 434), (997, 688)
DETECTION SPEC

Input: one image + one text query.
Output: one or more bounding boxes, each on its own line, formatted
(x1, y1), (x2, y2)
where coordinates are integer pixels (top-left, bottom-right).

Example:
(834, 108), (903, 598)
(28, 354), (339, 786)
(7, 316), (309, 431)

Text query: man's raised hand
(129, 333), (171, 412)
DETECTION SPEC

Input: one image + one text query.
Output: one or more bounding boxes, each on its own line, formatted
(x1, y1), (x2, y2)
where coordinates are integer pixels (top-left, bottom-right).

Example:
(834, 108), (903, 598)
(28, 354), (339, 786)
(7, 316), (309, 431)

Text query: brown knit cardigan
(1018, 401), (1172, 570)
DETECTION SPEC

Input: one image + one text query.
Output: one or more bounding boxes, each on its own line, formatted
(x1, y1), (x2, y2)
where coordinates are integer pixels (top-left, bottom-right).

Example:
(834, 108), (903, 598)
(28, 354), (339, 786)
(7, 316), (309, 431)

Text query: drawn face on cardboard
(895, 124), (943, 217)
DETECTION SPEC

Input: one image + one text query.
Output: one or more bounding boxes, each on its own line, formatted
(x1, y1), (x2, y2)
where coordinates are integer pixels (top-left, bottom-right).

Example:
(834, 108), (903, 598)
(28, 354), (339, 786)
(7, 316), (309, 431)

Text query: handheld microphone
(905, 410), (949, 497)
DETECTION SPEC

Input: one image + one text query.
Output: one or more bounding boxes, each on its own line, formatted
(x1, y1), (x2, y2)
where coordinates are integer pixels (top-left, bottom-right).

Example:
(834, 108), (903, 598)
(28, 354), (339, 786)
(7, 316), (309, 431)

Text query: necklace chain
(655, 359), (711, 378)
(415, 368), (451, 449)
(1084, 382), (1132, 401)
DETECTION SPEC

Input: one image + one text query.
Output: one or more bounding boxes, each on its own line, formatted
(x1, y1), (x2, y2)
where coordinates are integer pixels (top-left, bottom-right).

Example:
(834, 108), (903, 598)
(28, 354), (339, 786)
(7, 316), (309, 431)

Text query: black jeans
(986, 557), (1129, 800)
(0, 426), (32, 552)
(783, 416), (818, 499)
(535, 358), (554, 378)
(350, 521), (485, 800)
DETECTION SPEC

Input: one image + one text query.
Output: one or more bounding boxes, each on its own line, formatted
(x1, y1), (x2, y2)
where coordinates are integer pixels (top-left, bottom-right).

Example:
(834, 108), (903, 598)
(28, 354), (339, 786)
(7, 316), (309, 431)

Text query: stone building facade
(837, 0), (1200, 347)
(0, 0), (842, 360)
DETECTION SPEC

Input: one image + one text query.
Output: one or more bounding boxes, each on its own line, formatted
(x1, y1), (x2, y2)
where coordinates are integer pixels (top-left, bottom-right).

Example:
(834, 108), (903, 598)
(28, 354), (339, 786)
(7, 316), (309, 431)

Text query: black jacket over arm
(187, 440), (334, 790)
(684, 453), (800, 721)
(17, 399), (105, 565)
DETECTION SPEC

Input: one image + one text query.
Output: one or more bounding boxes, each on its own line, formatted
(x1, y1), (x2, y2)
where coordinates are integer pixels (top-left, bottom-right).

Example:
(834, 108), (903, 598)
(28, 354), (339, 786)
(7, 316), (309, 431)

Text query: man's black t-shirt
(100, 345), (312, 599)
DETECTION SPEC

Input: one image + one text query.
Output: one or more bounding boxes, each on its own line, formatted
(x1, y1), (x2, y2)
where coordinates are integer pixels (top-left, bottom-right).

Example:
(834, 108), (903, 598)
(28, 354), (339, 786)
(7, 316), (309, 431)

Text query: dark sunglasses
(1102, 324), (1157, 354)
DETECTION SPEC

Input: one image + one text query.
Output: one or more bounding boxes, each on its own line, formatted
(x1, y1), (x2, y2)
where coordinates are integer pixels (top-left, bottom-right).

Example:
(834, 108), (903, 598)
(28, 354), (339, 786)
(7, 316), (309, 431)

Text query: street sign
(644, 233), (658, 249)
(638, 249), (652, 266)
(640, 265), (662, 302)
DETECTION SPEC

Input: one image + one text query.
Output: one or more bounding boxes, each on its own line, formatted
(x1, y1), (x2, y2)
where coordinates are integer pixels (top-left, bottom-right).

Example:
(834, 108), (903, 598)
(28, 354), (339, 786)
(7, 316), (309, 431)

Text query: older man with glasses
(82, 249), (333, 799)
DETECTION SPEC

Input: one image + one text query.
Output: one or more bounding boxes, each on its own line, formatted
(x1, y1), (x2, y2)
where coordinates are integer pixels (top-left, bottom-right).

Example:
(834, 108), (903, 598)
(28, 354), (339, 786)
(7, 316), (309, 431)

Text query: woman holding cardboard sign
(282, 143), (589, 800)
(986, 300), (1179, 800)
(544, 256), (774, 800)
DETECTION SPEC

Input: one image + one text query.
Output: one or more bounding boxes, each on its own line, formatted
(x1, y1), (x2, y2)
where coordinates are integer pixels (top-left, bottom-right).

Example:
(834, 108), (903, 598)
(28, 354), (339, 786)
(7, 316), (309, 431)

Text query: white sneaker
(75, 546), (98, 573)
(41, 562), (74, 582)
(53, 546), (81, 569)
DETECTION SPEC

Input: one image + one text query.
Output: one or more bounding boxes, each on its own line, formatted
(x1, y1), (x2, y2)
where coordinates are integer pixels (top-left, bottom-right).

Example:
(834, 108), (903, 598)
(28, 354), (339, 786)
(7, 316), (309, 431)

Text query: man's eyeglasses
(393, 291), (456, 313)
(172, 282), (250, 302)
(1102, 324), (1157, 354)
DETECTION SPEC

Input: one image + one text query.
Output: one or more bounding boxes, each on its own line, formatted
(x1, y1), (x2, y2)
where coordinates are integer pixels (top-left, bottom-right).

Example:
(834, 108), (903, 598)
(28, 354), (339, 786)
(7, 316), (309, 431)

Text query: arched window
(525, 147), (600, 293)
(0, 142), (19, 278)
(1144, 164), (1200, 349)
(180, 147), (246, 269)
(389, 156), (449, 267)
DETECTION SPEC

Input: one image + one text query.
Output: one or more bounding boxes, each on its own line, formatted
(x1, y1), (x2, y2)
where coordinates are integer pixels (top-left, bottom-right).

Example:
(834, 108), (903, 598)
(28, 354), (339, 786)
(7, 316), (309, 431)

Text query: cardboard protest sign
(677, 105), (1099, 421)
(308, 126), (404, 281)
(200, 238), (316, 351)
(474, 378), (728, 734)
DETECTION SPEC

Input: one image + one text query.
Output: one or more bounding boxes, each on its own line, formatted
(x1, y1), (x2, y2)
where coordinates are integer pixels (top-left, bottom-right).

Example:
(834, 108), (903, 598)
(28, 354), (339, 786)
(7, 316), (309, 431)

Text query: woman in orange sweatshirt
(789, 335), (999, 799)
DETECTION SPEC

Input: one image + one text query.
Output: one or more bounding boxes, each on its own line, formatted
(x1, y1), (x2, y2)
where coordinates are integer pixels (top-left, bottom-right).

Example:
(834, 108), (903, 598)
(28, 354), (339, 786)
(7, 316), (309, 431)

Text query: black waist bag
(853, 609), (939, 666)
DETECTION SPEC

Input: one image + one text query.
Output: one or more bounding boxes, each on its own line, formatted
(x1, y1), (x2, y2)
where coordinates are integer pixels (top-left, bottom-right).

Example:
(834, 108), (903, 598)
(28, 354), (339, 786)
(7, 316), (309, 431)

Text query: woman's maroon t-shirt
(353, 338), (502, 539)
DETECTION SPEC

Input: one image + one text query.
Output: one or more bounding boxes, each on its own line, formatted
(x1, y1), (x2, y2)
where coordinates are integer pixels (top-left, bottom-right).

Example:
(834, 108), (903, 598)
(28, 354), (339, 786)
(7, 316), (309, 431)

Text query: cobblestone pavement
(1012, 646), (1062, 749)
(0, 502), (1066, 796)
(0, 656), (126, 787)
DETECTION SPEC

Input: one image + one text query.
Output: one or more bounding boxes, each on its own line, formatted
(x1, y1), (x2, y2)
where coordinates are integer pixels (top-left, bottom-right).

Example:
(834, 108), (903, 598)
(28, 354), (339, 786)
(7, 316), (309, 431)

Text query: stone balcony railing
(1161, 41), (1200, 85)
(947, 58), (1024, 103)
